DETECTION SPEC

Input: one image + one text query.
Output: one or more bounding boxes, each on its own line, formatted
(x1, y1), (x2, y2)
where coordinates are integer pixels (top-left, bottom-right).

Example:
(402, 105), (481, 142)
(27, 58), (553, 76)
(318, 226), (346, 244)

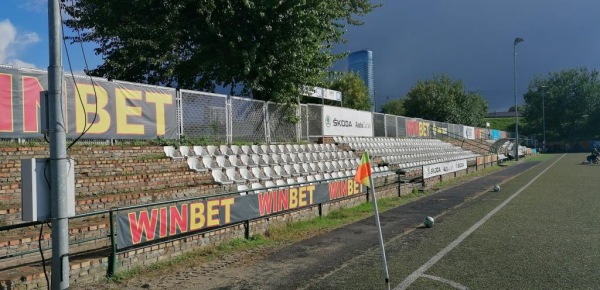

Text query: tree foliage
(62, 0), (378, 105)
(380, 98), (405, 116)
(403, 75), (488, 126)
(328, 73), (371, 111)
(522, 67), (600, 141)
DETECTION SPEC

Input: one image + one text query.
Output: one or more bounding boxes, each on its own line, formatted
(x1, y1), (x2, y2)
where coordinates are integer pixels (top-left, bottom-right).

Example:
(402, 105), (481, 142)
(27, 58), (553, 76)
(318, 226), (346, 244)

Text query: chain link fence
(231, 97), (267, 143)
(373, 113), (386, 137)
(307, 104), (322, 137)
(267, 102), (297, 143)
(180, 90), (228, 143)
(385, 115), (397, 138)
(300, 105), (308, 141)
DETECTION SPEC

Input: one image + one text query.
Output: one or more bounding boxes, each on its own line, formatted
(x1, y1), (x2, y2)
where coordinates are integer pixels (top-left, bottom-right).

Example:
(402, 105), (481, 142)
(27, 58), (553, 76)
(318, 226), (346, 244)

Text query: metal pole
(367, 173), (390, 289)
(513, 37), (523, 161)
(48, 0), (70, 288)
(542, 91), (546, 152)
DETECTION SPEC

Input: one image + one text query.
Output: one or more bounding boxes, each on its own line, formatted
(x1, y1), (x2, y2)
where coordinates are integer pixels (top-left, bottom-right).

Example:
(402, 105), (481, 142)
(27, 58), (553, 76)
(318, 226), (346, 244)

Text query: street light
(540, 85), (547, 152)
(514, 37), (524, 160)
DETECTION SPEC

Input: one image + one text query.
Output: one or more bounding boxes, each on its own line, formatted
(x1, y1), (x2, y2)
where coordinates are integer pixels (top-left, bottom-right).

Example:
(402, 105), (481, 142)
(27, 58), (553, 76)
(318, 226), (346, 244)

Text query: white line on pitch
(421, 274), (469, 290)
(394, 154), (565, 290)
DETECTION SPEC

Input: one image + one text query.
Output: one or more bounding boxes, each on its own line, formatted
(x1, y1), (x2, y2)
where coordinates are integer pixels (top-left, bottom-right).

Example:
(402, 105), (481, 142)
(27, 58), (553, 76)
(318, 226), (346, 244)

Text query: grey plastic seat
(226, 168), (246, 184)
(220, 145), (234, 155)
(283, 164), (299, 177)
(252, 154), (269, 167)
(263, 166), (281, 180)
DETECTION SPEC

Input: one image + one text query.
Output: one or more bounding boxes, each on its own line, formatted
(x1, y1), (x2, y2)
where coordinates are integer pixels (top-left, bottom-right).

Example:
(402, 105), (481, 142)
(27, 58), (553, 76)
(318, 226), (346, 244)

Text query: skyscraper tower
(348, 50), (374, 110)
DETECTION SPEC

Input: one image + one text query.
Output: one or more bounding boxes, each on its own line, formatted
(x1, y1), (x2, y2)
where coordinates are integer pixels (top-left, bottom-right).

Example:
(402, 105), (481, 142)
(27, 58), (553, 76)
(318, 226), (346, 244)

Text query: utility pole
(48, 0), (70, 288)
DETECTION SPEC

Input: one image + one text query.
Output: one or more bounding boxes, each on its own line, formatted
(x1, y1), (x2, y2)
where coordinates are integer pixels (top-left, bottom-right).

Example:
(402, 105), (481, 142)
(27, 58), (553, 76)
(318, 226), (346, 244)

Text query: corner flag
(354, 151), (372, 187)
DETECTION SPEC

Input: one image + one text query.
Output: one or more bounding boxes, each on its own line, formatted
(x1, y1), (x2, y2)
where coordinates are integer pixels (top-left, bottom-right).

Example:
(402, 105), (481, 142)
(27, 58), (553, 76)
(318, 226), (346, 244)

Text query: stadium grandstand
(0, 66), (533, 288)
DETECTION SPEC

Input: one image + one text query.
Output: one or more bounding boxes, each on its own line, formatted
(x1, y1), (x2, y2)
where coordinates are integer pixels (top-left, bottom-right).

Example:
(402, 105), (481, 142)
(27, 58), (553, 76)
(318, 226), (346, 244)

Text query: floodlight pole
(48, 0), (70, 289)
(513, 37), (524, 161)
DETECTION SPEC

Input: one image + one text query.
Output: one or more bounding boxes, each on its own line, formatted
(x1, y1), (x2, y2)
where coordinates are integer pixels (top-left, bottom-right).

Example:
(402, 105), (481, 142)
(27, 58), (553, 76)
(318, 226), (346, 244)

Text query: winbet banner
(116, 178), (367, 249)
(0, 67), (178, 139)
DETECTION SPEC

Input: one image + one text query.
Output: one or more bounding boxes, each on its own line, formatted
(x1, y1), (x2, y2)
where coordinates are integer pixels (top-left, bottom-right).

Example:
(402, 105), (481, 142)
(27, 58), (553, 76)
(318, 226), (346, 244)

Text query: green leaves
(523, 67), (600, 141)
(63, 0), (378, 106)
(403, 75), (488, 126)
(380, 98), (405, 116)
(328, 73), (371, 111)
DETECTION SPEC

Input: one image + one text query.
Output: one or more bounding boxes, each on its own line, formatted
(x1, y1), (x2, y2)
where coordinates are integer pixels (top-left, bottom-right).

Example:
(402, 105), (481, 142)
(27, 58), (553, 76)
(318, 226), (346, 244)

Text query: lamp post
(514, 37), (524, 160)
(540, 85), (547, 152)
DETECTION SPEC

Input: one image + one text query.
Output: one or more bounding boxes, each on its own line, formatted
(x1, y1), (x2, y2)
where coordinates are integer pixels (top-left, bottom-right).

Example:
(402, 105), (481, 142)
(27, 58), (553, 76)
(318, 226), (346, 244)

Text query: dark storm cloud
(335, 0), (600, 111)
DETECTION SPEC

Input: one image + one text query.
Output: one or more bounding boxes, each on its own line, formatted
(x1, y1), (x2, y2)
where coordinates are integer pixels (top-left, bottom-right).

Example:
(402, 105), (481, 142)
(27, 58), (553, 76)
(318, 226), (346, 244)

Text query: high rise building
(348, 50), (374, 110)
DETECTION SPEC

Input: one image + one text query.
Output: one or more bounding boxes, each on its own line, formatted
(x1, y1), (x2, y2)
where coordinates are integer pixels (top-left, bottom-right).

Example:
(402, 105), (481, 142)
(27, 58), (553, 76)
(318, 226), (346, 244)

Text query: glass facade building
(348, 50), (374, 110)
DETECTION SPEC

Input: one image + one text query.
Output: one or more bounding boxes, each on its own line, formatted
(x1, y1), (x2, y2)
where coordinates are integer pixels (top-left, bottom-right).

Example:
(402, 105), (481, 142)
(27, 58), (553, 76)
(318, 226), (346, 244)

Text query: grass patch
(135, 153), (166, 161)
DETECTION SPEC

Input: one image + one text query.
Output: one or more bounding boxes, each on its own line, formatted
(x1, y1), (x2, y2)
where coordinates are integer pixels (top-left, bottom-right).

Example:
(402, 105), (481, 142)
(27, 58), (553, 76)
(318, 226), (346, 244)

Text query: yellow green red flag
(354, 151), (372, 187)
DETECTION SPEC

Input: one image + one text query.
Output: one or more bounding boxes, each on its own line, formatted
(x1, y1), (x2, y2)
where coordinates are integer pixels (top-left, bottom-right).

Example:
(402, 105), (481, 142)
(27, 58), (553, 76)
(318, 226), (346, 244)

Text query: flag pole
(367, 155), (390, 289)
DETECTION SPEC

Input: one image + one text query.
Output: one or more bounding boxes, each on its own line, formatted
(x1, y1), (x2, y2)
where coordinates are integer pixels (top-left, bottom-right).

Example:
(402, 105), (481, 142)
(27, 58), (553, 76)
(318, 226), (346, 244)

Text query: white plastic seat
(314, 174), (323, 181)
(226, 168), (246, 184)
(273, 165), (290, 178)
(230, 145), (242, 155)
(187, 156), (208, 172)
(251, 167), (271, 182)
(193, 146), (211, 158)
(228, 155), (246, 169)
(164, 146), (184, 160)
(294, 163), (308, 176)
(279, 153), (292, 164)
(237, 184), (250, 195)
(307, 162), (319, 174)
(251, 145), (264, 155)
(269, 145), (280, 154)
(251, 182), (265, 194)
(202, 156), (220, 170)
(212, 170), (233, 185)
(179, 146), (195, 158)
(252, 154), (269, 167)
(277, 144), (288, 154)
(296, 176), (306, 184)
(262, 154), (279, 166)
(240, 154), (258, 167)
(239, 168), (259, 182)
(270, 153), (285, 165)
(206, 145), (223, 156)
(263, 180), (275, 188)
(220, 145), (234, 155)
(323, 172), (332, 180)
(286, 178), (296, 185)
(276, 180), (287, 187)
(286, 144), (296, 153)
(216, 155), (235, 169)
(306, 175), (316, 183)
(261, 145), (273, 154)
(330, 172), (339, 179)
(283, 164), (299, 177)
(263, 167), (281, 180)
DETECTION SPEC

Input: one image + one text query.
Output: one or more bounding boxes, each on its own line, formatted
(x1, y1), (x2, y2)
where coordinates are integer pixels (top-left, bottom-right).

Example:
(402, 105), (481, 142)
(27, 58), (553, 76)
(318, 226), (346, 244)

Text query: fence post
(263, 102), (270, 144)
(318, 203), (323, 217)
(244, 220), (250, 239)
(107, 209), (117, 277)
(226, 95), (233, 144)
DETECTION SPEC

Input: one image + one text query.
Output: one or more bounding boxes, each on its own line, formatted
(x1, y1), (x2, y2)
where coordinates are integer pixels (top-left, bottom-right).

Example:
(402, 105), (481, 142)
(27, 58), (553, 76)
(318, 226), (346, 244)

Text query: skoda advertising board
(322, 106), (373, 137)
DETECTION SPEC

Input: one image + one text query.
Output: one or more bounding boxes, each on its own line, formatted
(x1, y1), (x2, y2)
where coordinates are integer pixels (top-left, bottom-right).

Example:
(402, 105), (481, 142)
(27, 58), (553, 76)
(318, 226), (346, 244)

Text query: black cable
(39, 222), (50, 289)
(60, 2), (99, 150)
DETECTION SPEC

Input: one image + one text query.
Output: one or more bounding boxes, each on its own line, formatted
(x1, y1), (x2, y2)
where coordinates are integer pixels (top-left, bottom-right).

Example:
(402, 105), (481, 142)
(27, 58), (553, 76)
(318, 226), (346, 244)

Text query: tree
(403, 75), (488, 126)
(63, 1), (379, 106)
(522, 67), (600, 141)
(328, 73), (371, 111)
(380, 98), (405, 116)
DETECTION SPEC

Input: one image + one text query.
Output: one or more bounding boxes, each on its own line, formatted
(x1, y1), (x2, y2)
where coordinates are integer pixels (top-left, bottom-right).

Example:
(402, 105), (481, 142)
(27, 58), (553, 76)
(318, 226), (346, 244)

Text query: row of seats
(210, 160), (369, 185)
(165, 143), (340, 159)
(186, 153), (357, 172)
(235, 167), (395, 195)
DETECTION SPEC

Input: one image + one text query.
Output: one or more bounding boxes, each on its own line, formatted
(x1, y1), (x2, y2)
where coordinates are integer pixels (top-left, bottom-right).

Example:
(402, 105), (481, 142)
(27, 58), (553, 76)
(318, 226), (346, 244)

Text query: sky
(2, 0), (600, 112)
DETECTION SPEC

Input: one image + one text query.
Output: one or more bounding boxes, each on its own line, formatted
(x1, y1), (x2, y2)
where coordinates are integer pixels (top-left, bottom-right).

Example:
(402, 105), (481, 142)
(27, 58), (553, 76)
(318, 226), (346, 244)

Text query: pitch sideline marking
(421, 274), (468, 290)
(394, 154), (565, 290)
